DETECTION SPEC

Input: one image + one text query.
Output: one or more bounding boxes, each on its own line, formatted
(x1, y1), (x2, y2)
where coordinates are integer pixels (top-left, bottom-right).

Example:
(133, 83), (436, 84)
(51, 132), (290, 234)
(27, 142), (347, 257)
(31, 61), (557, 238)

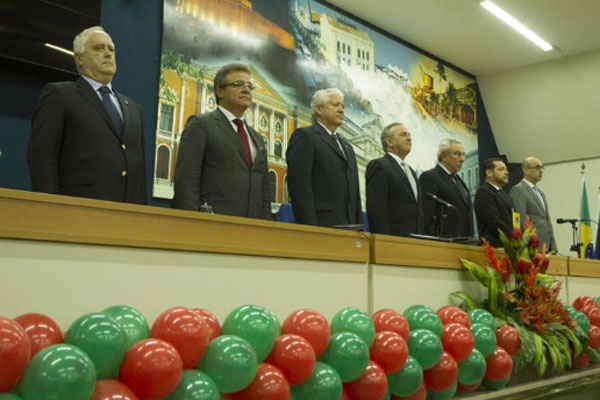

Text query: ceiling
(324, 0), (600, 76)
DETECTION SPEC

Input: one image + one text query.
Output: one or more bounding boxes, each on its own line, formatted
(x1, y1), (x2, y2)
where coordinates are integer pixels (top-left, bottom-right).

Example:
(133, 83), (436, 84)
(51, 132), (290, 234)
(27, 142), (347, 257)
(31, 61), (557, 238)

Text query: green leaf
(499, 230), (517, 263)
(536, 273), (558, 285)
(449, 291), (481, 310)
(487, 267), (499, 314)
(459, 258), (491, 286)
(564, 328), (583, 357)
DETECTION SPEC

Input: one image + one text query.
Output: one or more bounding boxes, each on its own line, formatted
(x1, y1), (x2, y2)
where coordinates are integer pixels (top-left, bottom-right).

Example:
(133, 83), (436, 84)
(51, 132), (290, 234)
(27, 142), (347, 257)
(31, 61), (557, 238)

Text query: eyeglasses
(527, 165), (545, 170)
(451, 151), (466, 157)
(222, 81), (256, 91)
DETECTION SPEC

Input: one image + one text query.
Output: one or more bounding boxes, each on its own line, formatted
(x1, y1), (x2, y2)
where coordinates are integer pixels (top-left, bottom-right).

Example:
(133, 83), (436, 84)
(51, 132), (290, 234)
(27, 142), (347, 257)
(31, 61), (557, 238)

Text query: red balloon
(151, 307), (209, 368)
(91, 379), (138, 400)
(441, 323), (474, 362)
(390, 380), (426, 400)
(436, 306), (471, 328)
(0, 316), (31, 392)
(119, 338), (183, 400)
(370, 330), (408, 374)
(282, 309), (330, 357)
(423, 351), (458, 392)
(192, 308), (222, 342)
(585, 308), (600, 327)
(344, 360), (388, 400)
(372, 309), (410, 341)
(458, 381), (481, 392)
(340, 388), (349, 400)
(265, 334), (316, 384)
(573, 352), (590, 369)
(495, 325), (521, 356)
(573, 296), (596, 311)
(484, 346), (513, 380)
(232, 363), (290, 400)
(589, 325), (600, 349)
(15, 312), (63, 357)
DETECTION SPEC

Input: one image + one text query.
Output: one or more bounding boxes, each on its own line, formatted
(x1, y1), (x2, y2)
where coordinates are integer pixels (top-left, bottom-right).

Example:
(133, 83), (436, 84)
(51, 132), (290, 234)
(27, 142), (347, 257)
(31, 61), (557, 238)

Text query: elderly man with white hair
(286, 88), (362, 227)
(28, 26), (146, 204)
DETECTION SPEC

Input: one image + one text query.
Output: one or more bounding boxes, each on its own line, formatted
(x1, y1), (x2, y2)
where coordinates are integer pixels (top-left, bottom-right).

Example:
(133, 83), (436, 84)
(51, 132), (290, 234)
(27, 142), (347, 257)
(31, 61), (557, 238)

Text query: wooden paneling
(569, 258), (600, 278)
(0, 189), (369, 263)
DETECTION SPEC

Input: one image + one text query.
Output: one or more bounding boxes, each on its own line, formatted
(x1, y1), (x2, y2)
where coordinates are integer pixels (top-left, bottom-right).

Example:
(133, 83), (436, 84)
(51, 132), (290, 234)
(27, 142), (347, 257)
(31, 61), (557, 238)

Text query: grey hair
(311, 88), (344, 121)
(437, 138), (462, 161)
(380, 122), (404, 151)
(73, 26), (110, 54)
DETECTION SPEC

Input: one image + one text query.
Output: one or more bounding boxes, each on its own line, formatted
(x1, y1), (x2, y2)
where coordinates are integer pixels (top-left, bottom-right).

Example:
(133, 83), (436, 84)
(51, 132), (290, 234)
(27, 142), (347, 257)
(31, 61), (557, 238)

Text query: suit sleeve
(28, 83), (64, 193)
(286, 129), (317, 225)
(474, 187), (511, 238)
(136, 103), (148, 204)
(544, 198), (558, 252)
(509, 186), (527, 230)
(418, 171), (438, 235)
(366, 159), (389, 234)
(172, 116), (206, 210)
(260, 148), (272, 220)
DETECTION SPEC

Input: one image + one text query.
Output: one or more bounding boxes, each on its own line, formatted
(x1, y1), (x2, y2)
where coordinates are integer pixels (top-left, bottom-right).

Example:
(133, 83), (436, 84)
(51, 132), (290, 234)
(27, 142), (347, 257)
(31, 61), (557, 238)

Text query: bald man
(509, 157), (557, 251)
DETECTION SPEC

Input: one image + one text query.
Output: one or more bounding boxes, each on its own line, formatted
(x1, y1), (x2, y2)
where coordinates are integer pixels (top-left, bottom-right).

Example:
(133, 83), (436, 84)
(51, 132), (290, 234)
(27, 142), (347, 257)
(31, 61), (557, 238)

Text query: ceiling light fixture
(480, 0), (553, 52)
(45, 43), (74, 56)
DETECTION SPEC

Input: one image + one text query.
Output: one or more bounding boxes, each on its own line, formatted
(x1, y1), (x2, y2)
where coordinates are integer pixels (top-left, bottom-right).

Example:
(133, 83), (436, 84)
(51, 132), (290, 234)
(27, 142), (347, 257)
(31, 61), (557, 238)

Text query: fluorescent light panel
(480, 0), (553, 52)
(45, 43), (74, 56)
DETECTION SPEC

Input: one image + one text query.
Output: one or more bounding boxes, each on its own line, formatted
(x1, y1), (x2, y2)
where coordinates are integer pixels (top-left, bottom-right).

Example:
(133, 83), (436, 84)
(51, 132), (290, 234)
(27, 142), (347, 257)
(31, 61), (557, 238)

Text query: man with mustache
(173, 63), (271, 219)
(286, 88), (362, 227)
(29, 26), (146, 203)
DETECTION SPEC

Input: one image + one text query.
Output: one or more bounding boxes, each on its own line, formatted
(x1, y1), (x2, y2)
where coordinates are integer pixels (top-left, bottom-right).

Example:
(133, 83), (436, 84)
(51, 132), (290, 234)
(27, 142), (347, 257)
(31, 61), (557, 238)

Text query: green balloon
(382, 384), (391, 400)
(388, 355), (423, 397)
(0, 395), (22, 400)
(407, 329), (443, 369)
(103, 305), (150, 349)
(590, 348), (600, 364)
(468, 309), (495, 330)
(319, 332), (369, 382)
(64, 312), (128, 378)
(403, 305), (435, 321)
(426, 381), (457, 400)
(330, 307), (376, 346)
(458, 349), (486, 385)
(291, 362), (342, 400)
(222, 305), (278, 361)
(197, 335), (257, 393)
(482, 376), (510, 390)
(595, 297), (600, 308)
(165, 370), (220, 400)
(574, 310), (590, 334)
(470, 323), (496, 358)
(18, 344), (96, 400)
(407, 309), (443, 337)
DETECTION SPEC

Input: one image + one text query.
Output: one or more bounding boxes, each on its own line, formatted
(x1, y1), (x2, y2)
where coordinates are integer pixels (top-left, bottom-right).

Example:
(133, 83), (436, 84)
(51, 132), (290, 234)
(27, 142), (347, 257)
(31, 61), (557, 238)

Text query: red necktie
(233, 119), (252, 167)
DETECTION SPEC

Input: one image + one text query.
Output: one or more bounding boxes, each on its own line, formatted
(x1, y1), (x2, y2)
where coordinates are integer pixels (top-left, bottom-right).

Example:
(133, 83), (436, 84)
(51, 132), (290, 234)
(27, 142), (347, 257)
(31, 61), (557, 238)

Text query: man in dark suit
(172, 63), (271, 219)
(474, 158), (513, 247)
(286, 88), (361, 227)
(510, 157), (557, 251)
(28, 26), (146, 204)
(419, 138), (473, 237)
(366, 122), (423, 236)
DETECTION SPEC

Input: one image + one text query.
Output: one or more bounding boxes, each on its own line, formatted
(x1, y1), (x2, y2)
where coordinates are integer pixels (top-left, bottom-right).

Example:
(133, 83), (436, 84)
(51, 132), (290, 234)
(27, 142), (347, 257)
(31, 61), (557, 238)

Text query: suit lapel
(213, 109), (252, 167)
(385, 154), (416, 201)
(246, 125), (265, 170)
(437, 165), (466, 206)
(314, 123), (347, 161)
(76, 77), (121, 141)
(115, 92), (130, 138)
(523, 182), (545, 211)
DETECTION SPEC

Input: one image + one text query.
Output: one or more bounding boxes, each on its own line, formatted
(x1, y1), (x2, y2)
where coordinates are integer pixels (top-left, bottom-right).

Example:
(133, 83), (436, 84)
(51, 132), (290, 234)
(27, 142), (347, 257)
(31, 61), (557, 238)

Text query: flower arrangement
(452, 219), (588, 376)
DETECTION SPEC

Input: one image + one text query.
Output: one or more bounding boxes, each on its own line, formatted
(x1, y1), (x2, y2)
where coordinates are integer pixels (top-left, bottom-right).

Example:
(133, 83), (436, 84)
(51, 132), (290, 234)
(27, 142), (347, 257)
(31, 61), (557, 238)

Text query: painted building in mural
(319, 14), (375, 72)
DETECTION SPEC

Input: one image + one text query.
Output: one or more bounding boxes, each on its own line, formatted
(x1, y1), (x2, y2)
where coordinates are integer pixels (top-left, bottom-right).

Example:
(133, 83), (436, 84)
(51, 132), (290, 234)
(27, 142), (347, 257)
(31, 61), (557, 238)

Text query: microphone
(556, 218), (578, 224)
(427, 193), (456, 209)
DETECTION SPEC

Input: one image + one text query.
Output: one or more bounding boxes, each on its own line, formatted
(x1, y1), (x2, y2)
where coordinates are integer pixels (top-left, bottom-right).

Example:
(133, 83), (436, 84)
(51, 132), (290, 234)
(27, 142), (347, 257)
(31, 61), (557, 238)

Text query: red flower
(529, 234), (540, 249)
(514, 258), (531, 275)
(510, 228), (523, 241)
(482, 239), (499, 271)
(498, 254), (511, 283)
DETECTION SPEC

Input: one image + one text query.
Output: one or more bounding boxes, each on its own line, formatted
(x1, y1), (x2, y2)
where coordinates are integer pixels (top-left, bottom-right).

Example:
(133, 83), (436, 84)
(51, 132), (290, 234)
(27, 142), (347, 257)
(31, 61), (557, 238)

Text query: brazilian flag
(580, 179), (593, 258)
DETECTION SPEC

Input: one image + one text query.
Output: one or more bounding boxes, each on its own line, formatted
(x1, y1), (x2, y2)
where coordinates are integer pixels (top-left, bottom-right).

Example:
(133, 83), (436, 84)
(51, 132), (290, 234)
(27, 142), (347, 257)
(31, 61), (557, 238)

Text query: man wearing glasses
(173, 63), (271, 219)
(510, 157), (557, 252)
(419, 138), (474, 238)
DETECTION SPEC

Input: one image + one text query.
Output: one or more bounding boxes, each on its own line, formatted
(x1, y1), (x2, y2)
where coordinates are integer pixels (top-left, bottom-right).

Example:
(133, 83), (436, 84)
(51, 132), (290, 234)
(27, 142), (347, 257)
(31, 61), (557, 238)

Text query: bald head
(522, 157), (544, 184)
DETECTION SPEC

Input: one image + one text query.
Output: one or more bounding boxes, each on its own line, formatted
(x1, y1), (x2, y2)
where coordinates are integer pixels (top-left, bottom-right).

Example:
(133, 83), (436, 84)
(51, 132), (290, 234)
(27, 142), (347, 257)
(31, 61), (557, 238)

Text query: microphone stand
(433, 203), (448, 237)
(566, 220), (582, 257)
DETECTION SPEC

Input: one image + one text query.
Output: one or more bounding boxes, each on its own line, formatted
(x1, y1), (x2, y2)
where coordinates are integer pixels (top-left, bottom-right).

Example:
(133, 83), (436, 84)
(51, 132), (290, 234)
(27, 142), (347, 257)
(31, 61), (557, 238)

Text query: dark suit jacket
(172, 108), (271, 219)
(366, 154), (424, 236)
(474, 182), (513, 247)
(286, 123), (361, 227)
(28, 77), (146, 204)
(419, 164), (474, 237)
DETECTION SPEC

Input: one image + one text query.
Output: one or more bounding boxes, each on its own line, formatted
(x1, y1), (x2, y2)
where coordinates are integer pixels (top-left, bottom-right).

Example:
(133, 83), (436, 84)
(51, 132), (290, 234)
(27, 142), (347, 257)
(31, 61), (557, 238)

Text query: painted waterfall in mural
(153, 0), (479, 210)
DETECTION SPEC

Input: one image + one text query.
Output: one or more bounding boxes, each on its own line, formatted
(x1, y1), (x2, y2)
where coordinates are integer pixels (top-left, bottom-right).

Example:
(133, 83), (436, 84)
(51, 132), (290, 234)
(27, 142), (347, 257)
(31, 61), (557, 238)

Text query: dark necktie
(233, 119), (252, 167)
(452, 174), (469, 203)
(332, 134), (347, 159)
(498, 189), (513, 210)
(98, 86), (122, 135)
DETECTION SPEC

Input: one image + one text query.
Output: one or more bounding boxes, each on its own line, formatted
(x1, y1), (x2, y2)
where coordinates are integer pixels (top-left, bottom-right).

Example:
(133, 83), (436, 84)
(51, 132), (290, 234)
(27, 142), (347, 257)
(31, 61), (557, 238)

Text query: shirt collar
(523, 178), (536, 188)
(317, 121), (337, 135)
(387, 152), (407, 165)
(217, 105), (244, 123)
(82, 75), (114, 93)
(438, 163), (453, 175)
(487, 181), (502, 191)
